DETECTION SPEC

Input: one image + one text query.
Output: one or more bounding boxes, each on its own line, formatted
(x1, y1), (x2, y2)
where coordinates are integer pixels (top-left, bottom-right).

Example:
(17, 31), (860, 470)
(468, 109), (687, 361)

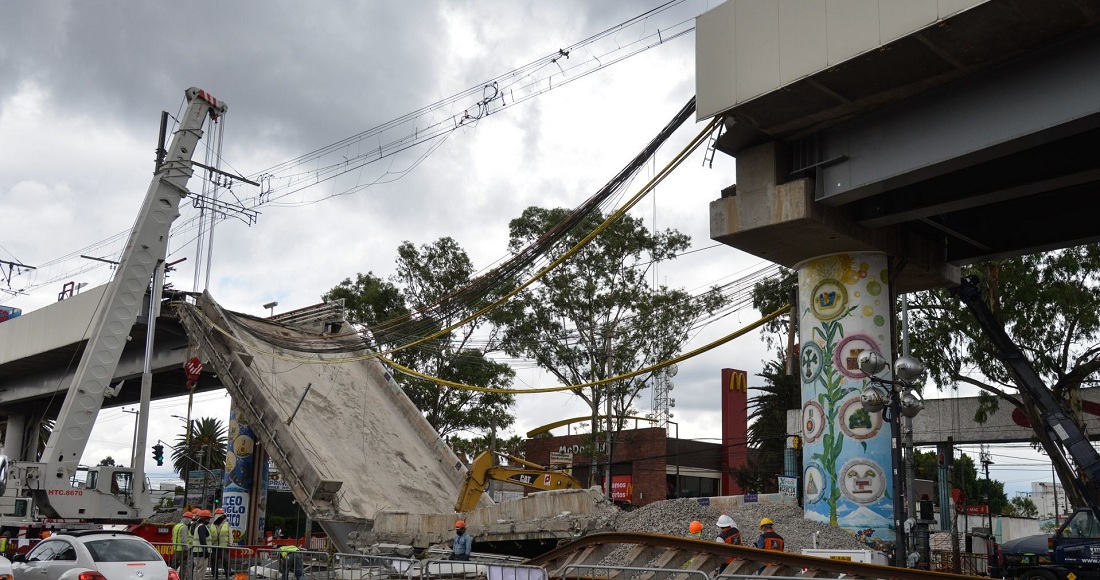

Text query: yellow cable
(192, 115), (725, 366)
(378, 304), (788, 393)
(370, 114), (724, 358)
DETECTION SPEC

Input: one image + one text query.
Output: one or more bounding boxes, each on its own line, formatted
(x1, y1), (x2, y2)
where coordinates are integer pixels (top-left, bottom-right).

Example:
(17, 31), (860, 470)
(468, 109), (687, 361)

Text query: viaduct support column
(797, 252), (896, 544)
(223, 405), (268, 545)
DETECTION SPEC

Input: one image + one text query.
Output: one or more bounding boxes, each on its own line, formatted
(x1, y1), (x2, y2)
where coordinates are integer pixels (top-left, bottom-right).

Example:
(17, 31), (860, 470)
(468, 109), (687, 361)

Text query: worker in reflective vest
(278, 545), (304, 580)
(173, 511), (194, 576)
(210, 508), (232, 580)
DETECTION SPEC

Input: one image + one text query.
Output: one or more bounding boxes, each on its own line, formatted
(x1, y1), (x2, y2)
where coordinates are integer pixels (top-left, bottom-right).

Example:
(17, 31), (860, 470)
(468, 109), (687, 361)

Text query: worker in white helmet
(715, 514), (742, 573)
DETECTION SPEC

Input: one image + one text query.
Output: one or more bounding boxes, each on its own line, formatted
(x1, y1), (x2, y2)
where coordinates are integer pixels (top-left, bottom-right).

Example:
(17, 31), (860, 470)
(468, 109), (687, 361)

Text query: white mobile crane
(0, 88), (227, 524)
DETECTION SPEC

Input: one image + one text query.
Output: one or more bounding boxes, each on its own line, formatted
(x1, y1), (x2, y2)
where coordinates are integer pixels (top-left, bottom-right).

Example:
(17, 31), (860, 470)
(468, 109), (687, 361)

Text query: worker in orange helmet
(451, 520), (472, 561)
(210, 507), (232, 580)
(172, 511), (194, 573)
(688, 521), (704, 539)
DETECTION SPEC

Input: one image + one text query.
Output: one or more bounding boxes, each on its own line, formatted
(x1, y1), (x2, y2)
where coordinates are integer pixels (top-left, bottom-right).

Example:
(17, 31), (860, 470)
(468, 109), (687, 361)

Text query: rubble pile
(611, 498), (871, 553)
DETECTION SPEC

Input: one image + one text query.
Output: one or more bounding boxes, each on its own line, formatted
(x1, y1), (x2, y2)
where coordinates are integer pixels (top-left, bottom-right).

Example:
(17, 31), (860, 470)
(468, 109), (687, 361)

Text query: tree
(171, 417), (227, 479)
(1009, 496), (1039, 518)
(324, 237), (516, 441)
(911, 449), (1008, 513)
(731, 351), (801, 493)
(489, 207), (729, 485)
(98, 456), (117, 466)
(907, 244), (1100, 508)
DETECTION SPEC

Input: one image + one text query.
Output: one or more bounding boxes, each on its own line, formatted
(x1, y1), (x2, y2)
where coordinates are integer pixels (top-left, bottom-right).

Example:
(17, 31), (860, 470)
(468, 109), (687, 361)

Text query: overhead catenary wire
(8, 1), (706, 301)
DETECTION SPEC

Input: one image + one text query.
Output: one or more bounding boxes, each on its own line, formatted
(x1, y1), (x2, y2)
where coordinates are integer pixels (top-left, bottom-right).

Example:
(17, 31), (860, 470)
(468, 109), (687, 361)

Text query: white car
(11, 530), (177, 580)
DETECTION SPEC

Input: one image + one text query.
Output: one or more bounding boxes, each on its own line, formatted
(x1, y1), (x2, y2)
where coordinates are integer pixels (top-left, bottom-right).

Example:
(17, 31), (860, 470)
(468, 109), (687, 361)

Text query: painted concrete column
(797, 252), (895, 544)
(223, 405), (262, 545)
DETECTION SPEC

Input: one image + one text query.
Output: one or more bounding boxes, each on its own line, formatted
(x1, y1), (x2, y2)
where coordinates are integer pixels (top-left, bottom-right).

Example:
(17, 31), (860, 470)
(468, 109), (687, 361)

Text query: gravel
(603, 498), (871, 563)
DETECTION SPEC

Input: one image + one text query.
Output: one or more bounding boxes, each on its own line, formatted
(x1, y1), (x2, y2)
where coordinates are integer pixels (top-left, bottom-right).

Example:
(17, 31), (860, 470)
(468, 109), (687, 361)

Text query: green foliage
(735, 351), (801, 491)
(907, 244), (1100, 507)
(488, 207), (728, 463)
(907, 244), (1100, 403)
(751, 268), (796, 351)
(324, 237), (515, 439)
(911, 449), (1008, 513)
(447, 434), (526, 460)
(1009, 496), (1039, 518)
(171, 417), (227, 479)
(98, 456), (117, 466)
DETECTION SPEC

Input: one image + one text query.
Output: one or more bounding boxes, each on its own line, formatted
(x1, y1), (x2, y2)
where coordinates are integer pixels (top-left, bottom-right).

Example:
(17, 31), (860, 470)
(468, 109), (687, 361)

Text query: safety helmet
(717, 514), (734, 528)
(760, 517), (774, 527)
(455, 520), (466, 529)
(215, 508), (225, 515)
(689, 521), (703, 534)
(200, 509), (212, 518)
(183, 511), (193, 519)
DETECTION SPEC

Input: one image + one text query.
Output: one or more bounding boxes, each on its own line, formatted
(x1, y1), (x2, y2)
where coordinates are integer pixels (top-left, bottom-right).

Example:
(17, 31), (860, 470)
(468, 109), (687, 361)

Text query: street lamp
(858, 350), (926, 569)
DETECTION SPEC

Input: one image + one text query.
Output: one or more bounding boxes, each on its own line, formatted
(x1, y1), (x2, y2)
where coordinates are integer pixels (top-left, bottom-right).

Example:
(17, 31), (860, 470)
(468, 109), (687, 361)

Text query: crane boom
(19, 88), (226, 521)
(953, 275), (1100, 511)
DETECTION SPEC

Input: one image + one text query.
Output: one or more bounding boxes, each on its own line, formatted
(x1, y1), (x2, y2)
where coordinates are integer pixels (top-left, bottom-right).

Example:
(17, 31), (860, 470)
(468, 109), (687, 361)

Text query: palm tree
(731, 352), (801, 492)
(171, 417), (227, 478)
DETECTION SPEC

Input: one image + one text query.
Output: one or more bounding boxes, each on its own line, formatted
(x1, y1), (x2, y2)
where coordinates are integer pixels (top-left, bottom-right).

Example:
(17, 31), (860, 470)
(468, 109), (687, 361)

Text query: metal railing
(562, 564), (711, 580)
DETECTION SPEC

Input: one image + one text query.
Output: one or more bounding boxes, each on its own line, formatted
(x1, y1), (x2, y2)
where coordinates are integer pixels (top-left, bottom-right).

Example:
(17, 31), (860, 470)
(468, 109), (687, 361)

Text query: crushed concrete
(611, 498), (871, 553)
(595, 498), (873, 566)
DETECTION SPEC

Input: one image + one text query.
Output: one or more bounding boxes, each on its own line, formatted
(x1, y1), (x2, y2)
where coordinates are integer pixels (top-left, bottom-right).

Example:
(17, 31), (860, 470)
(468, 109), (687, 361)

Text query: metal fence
(148, 545), (559, 580)
(562, 564), (712, 580)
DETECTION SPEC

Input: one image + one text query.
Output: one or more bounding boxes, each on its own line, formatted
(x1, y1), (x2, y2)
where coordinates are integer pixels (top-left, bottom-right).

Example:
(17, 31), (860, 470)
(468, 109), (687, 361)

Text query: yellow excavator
(455, 450), (584, 513)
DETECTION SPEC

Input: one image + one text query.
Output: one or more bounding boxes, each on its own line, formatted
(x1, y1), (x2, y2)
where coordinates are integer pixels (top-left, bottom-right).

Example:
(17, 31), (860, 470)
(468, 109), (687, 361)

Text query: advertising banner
(548, 451), (573, 475)
(223, 406), (258, 545)
(778, 475), (798, 499)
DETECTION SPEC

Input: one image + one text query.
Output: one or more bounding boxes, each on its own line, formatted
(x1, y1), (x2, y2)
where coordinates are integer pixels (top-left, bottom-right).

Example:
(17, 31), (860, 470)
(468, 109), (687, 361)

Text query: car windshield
(84, 538), (162, 562)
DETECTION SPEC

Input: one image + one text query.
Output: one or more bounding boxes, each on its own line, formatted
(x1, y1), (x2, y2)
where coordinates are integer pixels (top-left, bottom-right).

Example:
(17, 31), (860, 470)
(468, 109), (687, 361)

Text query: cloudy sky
(0, 1), (1047, 496)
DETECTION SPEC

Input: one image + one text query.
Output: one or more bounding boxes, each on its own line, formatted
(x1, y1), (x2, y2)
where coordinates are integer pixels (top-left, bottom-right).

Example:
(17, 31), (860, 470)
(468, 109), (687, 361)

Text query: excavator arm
(455, 450), (583, 513)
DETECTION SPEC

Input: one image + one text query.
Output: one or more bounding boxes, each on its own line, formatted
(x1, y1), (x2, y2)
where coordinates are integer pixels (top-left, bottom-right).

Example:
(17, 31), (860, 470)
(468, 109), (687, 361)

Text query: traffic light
(152, 444), (164, 466)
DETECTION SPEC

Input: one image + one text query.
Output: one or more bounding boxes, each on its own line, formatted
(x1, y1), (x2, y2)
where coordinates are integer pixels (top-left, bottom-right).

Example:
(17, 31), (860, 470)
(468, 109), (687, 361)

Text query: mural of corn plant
(808, 307), (857, 524)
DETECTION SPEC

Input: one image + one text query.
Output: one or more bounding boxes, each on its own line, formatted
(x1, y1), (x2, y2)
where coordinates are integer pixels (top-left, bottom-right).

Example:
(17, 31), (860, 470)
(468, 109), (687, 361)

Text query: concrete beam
(787, 388), (1100, 446)
(709, 144), (958, 293)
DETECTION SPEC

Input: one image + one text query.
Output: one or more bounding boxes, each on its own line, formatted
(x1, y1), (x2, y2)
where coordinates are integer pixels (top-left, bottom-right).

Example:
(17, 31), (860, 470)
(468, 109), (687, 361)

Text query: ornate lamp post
(858, 351), (926, 568)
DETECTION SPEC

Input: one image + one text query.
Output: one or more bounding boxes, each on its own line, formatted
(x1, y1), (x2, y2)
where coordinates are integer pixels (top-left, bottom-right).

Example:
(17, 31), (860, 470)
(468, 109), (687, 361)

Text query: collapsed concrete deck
(177, 292), (487, 551)
(176, 292), (613, 552)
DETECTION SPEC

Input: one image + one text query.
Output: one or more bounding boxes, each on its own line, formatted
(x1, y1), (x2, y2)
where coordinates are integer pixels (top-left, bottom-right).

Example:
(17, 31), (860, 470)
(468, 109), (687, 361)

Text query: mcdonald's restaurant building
(523, 368), (752, 507)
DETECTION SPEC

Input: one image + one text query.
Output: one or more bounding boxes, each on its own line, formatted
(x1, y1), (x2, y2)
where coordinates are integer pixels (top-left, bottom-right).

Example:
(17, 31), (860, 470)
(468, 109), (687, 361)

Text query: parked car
(11, 530), (177, 580)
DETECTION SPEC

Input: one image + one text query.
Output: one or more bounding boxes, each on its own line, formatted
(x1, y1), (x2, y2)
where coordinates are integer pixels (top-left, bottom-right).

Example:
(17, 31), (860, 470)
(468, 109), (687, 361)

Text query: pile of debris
(612, 498), (872, 553)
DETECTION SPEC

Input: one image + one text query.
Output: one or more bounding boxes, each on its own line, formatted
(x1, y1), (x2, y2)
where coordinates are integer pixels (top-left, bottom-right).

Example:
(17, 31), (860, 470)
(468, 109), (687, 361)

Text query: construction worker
(451, 520), (472, 561)
(754, 518), (784, 551)
(277, 545), (304, 580)
(190, 510), (212, 580)
(753, 517), (785, 574)
(210, 508), (232, 580)
(682, 521), (705, 570)
(173, 511), (194, 575)
(715, 514), (742, 573)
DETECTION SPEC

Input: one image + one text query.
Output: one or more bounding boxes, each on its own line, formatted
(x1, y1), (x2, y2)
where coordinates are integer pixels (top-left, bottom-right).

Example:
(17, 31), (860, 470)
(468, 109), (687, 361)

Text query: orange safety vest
(719, 527), (742, 564)
(759, 530), (784, 551)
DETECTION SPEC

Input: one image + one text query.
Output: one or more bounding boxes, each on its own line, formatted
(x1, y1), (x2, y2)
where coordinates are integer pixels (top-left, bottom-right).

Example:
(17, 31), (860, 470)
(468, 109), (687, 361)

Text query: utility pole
(604, 327), (613, 501)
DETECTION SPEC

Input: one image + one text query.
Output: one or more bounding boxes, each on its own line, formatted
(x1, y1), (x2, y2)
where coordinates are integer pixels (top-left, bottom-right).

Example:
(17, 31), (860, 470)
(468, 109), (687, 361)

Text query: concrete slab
(177, 292), (485, 550)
